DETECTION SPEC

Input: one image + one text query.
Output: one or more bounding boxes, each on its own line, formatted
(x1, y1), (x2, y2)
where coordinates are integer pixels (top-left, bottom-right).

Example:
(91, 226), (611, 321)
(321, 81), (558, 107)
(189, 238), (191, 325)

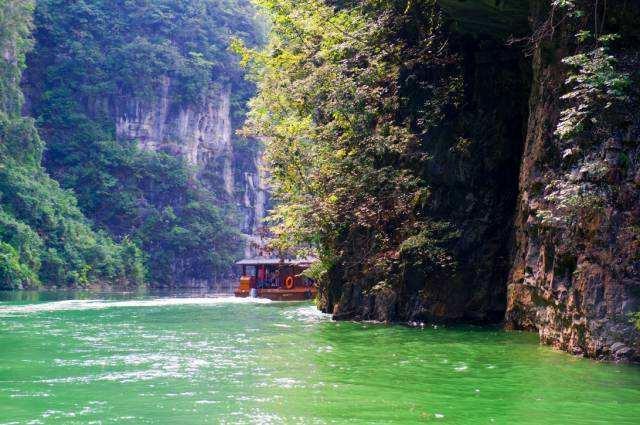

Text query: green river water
(1, 292), (639, 424)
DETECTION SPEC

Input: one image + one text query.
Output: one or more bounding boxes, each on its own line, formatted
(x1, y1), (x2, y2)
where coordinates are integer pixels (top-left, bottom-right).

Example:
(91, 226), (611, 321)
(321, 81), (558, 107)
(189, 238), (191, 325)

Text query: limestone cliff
(115, 79), (234, 195)
(113, 77), (268, 246)
(506, 0), (640, 361)
(319, 0), (640, 362)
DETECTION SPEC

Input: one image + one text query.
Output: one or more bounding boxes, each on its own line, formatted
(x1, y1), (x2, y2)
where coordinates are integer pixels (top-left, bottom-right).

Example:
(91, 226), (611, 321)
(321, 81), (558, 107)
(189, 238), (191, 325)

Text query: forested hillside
(238, 0), (640, 360)
(21, 0), (265, 287)
(1, 0), (265, 288)
(0, 0), (144, 289)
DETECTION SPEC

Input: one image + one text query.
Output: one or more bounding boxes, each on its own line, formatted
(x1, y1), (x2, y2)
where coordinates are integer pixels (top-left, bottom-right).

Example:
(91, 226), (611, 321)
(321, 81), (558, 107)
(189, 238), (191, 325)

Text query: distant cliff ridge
(21, 0), (263, 287)
(113, 77), (268, 233)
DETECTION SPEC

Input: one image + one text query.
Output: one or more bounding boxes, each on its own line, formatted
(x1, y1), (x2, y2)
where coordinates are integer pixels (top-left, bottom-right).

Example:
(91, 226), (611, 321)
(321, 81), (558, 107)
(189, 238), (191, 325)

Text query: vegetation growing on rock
(236, 0), (465, 314)
(507, 0), (640, 361)
(0, 0), (144, 289)
(20, 0), (264, 286)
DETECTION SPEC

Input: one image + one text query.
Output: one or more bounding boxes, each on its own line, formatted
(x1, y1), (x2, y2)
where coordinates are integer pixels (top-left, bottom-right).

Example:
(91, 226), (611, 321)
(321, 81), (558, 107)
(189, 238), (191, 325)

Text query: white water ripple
(283, 306), (331, 323)
(0, 297), (270, 316)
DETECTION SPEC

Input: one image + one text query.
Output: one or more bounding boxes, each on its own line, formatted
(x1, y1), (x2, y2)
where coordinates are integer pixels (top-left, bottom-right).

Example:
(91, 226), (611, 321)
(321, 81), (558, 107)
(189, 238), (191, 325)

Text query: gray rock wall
(113, 76), (268, 246)
(506, 0), (640, 362)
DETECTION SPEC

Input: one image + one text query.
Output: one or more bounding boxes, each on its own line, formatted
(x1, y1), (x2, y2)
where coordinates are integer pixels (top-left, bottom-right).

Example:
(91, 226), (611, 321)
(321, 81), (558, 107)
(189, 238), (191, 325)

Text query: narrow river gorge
(1, 1), (640, 422)
(1, 292), (639, 424)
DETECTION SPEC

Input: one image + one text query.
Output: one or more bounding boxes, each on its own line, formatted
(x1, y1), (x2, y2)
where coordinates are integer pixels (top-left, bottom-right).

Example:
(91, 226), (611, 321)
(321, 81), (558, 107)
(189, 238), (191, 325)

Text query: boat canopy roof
(235, 257), (316, 267)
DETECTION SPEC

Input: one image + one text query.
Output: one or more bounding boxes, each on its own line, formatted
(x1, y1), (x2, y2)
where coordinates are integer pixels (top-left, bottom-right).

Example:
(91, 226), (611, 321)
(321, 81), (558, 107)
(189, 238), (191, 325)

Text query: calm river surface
(1, 291), (639, 424)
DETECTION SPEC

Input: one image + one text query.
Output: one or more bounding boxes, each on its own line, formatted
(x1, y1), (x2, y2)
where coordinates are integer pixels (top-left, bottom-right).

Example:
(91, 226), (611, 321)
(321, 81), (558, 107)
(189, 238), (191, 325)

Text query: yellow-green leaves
(236, 0), (457, 288)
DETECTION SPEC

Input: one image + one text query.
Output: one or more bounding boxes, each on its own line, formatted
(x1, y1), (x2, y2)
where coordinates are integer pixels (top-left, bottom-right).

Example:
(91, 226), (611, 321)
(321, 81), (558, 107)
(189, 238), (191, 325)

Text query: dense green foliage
(0, 0), (144, 289)
(551, 1), (632, 140)
(28, 0), (261, 106)
(22, 0), (262, 286)
(237, 0), (462, 299)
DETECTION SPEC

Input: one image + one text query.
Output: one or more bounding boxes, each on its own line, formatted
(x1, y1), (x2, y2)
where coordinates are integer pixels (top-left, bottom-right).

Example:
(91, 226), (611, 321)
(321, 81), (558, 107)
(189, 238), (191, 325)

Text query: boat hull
(235, 287), (317, 301)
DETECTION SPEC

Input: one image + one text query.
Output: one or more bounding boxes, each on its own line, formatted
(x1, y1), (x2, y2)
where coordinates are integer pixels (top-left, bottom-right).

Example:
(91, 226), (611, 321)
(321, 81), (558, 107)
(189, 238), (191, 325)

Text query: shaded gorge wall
(321, 0), (532, 324)
(322, 0), (640, 361)
(506, 0), (640, 361)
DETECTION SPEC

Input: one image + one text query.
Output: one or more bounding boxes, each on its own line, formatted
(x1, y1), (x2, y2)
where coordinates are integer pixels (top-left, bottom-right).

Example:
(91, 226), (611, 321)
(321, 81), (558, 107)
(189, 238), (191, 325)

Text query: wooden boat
(234, 257), (317, 301)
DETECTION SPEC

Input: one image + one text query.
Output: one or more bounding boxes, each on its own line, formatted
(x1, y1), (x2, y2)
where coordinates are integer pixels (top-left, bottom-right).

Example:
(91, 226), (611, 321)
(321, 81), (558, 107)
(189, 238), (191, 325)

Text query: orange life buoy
(284, 276), (295, 289)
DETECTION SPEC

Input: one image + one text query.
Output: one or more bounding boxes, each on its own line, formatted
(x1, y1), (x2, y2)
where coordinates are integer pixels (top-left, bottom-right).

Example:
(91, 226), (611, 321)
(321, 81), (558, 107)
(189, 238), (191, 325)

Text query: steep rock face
(324, 14), (531, 324)
(237, 153), (269, 257)
(237, 152), (268, 234)
(506, 0), (640, 361)
(116, 79), (234, 196)
(113, 78), (268, 241)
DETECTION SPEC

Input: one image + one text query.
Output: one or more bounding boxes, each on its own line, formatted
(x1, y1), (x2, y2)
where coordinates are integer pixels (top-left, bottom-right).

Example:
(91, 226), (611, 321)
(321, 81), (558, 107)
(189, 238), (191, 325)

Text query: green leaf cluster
(630, 312), (640, 331)
(553, 2), (632, 140)
(238, 0), (459, 291)
(557, 45), (631, 139)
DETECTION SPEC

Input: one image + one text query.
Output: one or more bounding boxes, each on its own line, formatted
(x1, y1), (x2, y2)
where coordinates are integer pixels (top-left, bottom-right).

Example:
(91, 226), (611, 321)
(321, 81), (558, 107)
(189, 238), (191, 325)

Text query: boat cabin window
(242, 265), (257, 276)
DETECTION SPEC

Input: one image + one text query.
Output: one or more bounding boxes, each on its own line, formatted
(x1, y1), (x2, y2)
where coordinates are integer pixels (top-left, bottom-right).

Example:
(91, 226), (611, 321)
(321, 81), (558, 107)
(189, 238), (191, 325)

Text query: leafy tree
(236, 0), (461, 303)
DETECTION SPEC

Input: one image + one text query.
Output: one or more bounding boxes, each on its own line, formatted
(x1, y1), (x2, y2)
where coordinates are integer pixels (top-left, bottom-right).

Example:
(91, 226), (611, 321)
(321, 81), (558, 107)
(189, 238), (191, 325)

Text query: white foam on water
(39, 368), (186, 384)
(9, 392), (51, 398)
(282, 306), (331, 323)
(195, 400), (220, 405)
(454, 363), (468, 372)
(0, 296), (270, 316)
